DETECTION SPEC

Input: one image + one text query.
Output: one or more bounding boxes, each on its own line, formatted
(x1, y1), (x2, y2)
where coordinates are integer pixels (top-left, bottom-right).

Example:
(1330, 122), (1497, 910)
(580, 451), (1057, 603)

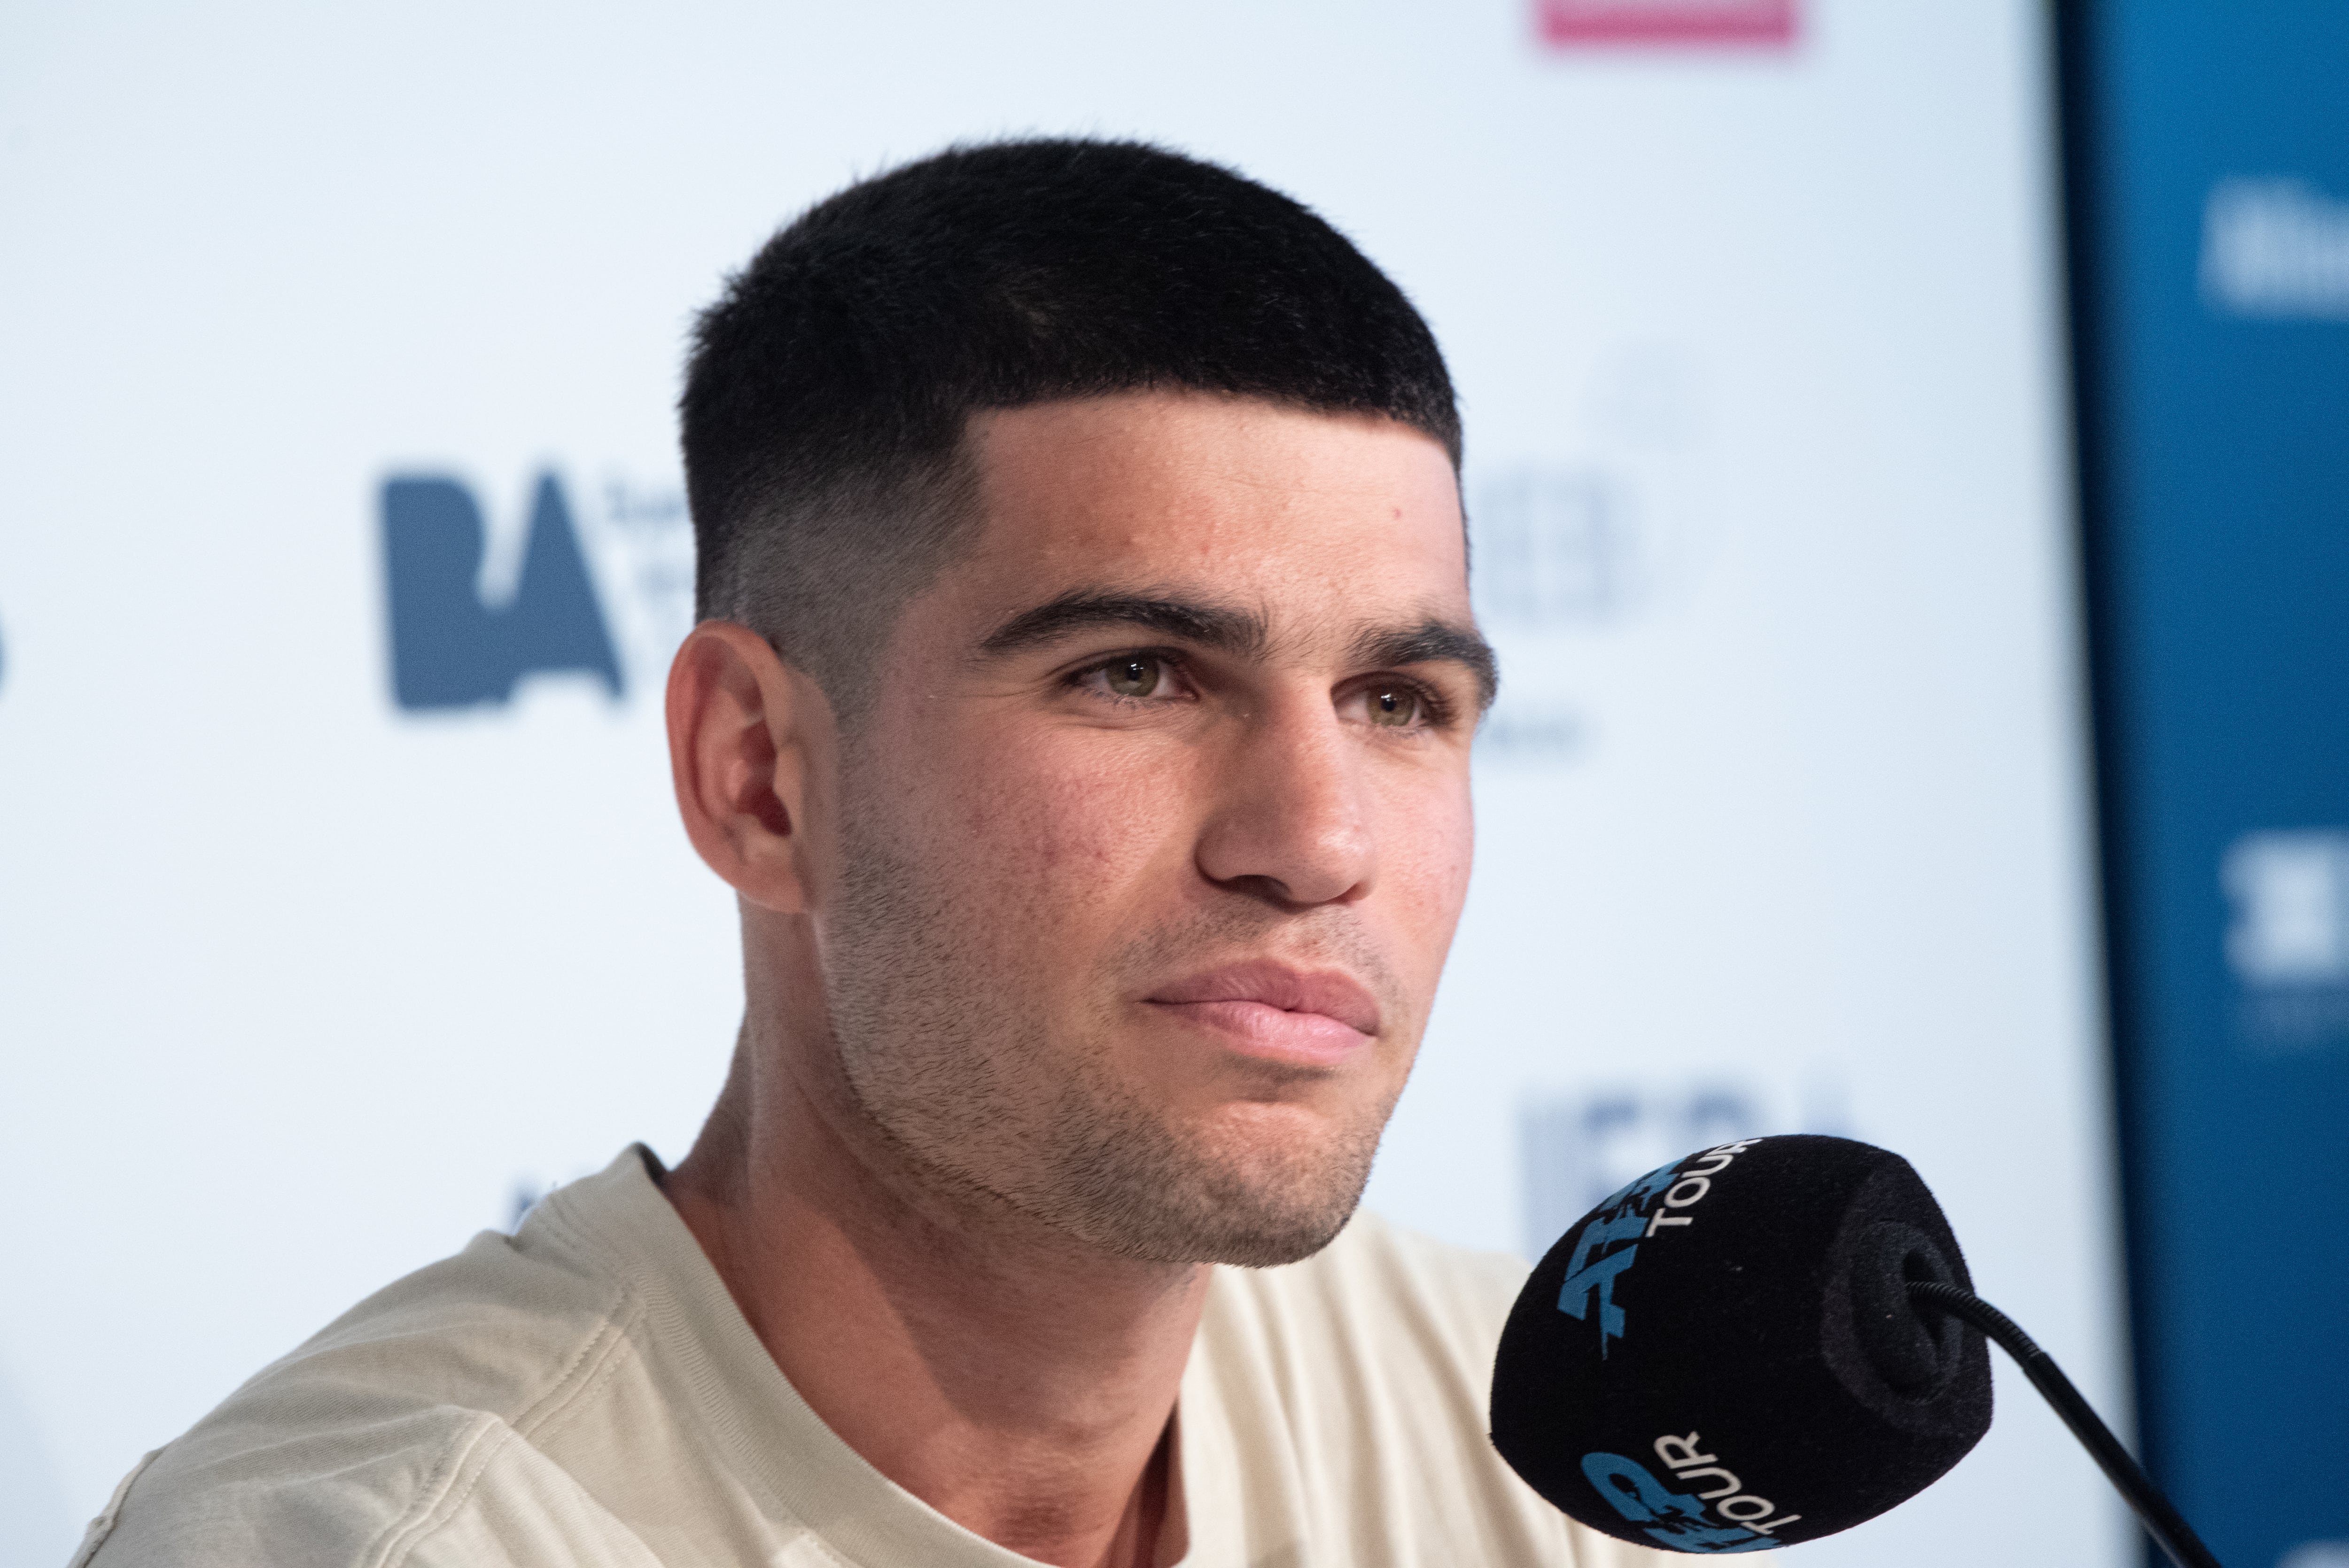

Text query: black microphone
(1489, 1134), (2222, 1566)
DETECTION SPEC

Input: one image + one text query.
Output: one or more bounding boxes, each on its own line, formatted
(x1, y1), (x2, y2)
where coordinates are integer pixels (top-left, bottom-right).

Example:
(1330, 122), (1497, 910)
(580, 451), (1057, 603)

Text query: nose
(1194, 697), (1375, 907)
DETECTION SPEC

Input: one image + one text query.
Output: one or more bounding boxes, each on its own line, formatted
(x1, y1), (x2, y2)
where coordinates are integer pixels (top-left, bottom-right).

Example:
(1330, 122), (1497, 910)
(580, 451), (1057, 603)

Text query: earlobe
(665, 621), (833, 914)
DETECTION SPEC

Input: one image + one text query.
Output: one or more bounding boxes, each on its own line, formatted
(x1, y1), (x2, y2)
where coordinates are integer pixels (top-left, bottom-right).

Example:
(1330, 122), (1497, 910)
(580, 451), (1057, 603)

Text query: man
(77, 140), (1659, 1567)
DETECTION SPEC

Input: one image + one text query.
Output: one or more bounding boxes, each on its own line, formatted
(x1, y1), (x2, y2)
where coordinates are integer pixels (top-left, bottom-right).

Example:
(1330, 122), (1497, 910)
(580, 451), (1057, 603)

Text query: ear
(665, 621), (837, 915)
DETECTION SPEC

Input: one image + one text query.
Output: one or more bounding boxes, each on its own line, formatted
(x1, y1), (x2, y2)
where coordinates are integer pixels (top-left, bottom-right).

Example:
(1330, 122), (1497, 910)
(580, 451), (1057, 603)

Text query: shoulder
(1305, 1208), (1533, 1335)
(78, 1162), (655, 1568)
(1193, 1212), (1672, 1568)
(1205, 1208), (1530, 1381)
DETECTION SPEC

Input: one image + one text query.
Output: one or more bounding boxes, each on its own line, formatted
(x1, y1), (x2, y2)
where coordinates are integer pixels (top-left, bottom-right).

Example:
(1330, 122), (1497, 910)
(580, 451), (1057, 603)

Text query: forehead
(950, 393), (1468, 624)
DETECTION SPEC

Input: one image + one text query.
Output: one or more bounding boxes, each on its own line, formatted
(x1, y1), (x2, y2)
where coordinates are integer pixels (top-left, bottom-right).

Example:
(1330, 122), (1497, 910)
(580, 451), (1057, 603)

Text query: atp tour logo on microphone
(1555, 1139), (1758, 1356)
(1579, 1436), (1801, 1554)
(380, 468), (693, 713)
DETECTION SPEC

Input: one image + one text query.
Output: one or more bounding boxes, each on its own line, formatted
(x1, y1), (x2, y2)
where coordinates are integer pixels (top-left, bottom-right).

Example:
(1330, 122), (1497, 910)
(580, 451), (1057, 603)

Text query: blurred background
(1, 3), (2341, 1565)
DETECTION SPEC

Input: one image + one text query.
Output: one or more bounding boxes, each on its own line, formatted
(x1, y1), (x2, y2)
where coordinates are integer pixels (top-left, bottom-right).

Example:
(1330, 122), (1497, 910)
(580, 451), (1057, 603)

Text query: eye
(1366, 683), (1424, 728)
(1085, 654), (1173, 702)
(1106, 656), (1161, 698)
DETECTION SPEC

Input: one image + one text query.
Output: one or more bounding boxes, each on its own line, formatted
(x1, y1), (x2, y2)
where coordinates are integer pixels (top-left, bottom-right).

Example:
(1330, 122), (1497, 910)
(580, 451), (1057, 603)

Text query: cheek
(916, 730), (1195, 944)
(1374, 780), (1476, 985)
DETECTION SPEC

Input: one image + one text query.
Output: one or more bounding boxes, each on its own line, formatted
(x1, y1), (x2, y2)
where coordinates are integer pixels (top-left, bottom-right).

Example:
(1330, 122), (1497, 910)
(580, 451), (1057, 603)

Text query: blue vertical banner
(2064, 6), (2349, 1565)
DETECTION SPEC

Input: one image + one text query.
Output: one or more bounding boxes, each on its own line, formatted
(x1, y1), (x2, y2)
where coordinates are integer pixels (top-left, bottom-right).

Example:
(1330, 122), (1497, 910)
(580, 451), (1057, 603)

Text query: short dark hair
(680, 138), (1460, 714)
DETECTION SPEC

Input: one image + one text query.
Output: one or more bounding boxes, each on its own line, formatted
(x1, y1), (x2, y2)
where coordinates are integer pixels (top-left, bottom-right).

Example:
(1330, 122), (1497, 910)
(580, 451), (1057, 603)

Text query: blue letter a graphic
(382, 473), (625, 710)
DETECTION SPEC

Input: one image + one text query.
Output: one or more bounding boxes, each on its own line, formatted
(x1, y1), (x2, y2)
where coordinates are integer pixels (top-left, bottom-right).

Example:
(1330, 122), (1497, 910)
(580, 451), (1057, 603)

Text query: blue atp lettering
(1557, 1213), (1644, 1348)
(1579, 1452), (1775, 1555)
(1556, 1160), (1680, 1354)
(382, 473), (624, 710)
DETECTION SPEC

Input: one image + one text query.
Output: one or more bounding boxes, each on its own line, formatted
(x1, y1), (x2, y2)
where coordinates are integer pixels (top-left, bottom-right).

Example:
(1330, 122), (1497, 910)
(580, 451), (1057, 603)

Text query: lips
(1143, 961), (1382, 1067)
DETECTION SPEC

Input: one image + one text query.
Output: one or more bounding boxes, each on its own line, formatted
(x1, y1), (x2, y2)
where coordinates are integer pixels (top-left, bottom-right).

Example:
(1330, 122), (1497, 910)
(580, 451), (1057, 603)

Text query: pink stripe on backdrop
(1537, 0), (1796, 47)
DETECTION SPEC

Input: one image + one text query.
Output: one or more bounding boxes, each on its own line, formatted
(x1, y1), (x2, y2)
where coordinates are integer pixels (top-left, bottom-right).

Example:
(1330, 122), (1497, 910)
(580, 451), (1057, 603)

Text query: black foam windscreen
(1491, 1134), (1992, 1553)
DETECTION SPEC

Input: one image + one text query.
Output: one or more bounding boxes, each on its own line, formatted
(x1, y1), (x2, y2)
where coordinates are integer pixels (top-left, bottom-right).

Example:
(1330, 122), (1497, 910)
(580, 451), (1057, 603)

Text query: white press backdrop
(0, 3), (2126, 1563)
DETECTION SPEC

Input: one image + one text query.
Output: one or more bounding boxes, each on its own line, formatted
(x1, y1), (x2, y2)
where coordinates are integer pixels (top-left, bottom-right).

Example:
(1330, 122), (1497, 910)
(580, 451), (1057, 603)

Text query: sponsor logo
(2221, 829), (2349, 1047)
(1555, 1138), (1760, 1355)
(1475, 468), (1643, 626)
(2278, 1541), (2349, 1568)
(1581, 1438), (1799, 1554)
(1469, 348), (1711, 765)
(2225, 831), (2349, 983)
(383, 472), (623, 710)
(2201, 178), (2349, 321)
(380, 469), (692, 713)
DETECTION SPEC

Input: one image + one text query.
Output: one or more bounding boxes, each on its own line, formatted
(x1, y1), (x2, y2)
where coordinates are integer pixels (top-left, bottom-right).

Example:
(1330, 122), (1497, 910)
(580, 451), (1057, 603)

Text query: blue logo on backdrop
(2222, 830), (2349, 1046)
(382, 472), (625, 710)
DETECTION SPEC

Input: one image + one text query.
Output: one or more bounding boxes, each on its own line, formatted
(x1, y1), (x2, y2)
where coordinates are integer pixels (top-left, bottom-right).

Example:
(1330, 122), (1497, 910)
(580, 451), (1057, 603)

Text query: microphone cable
(1906, 1281), (2220, 1568)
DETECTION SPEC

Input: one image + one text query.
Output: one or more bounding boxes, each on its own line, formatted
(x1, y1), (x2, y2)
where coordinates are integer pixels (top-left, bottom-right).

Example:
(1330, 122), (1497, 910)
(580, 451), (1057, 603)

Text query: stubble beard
(821, 818), (1402, 1269)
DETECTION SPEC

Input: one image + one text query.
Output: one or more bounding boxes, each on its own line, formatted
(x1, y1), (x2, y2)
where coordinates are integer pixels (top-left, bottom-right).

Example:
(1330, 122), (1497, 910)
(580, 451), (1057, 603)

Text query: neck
(663, 915), (1205, 1568)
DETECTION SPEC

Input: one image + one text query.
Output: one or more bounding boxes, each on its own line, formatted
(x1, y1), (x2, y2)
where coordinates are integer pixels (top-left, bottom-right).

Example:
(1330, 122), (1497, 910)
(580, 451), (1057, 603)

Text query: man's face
(814, 392), (1487, 1266)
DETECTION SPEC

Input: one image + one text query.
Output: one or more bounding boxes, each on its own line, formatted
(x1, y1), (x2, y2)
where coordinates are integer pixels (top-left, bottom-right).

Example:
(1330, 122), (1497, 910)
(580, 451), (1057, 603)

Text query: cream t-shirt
(74, 1147), (1663, 1567)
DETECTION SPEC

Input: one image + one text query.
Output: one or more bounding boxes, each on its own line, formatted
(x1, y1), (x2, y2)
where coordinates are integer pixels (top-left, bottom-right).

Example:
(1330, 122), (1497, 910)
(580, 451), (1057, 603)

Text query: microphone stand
(1907, 1281), (2222, 1568)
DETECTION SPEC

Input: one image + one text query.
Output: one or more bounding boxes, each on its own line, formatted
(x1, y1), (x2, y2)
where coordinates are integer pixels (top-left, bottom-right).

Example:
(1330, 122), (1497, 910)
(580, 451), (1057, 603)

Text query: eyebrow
(978, 589), (1498, 711)
(979, 592), (1269, 659)
(1352, 621), (1499, 712)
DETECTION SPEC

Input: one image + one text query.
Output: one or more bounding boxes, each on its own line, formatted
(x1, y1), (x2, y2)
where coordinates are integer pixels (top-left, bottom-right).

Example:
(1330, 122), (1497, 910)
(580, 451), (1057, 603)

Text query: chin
(1053, 1103), (1384, 1270)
